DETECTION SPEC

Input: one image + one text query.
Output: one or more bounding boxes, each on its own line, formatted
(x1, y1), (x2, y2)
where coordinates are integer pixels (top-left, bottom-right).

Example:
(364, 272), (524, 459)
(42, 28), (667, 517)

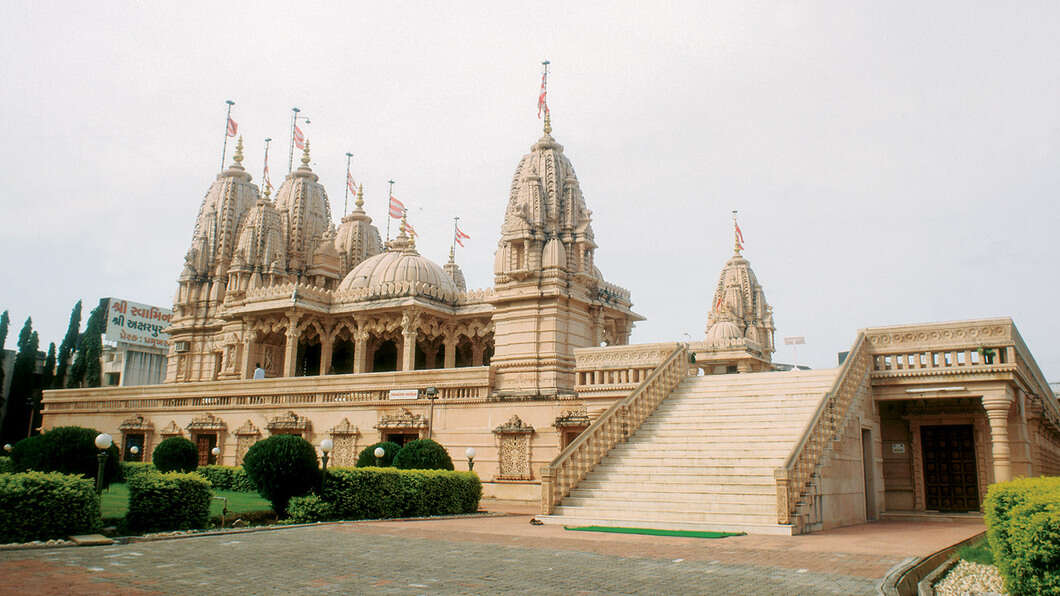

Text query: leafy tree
(152, 436), (198, 473)
(393, 439), (455, 471)
(68, 300), (106, 389)
(0, 310), (8, 411)
(54, 300), (81, 389)
(10, 426), (120, 484)
(356, 441), (401, 467)
(1, 318), (39, 443)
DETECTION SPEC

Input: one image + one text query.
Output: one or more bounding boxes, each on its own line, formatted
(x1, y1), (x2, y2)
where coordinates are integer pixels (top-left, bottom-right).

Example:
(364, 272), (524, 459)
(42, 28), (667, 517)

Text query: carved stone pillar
(983, 389), (1014, 483)
(320, 334), (334, 376)
(353, 329), (369, 374)
(241, 334), (254, 380)
(471, 340), (485, 367)
(283, 314), (302, 378)
(443, 336), (458, 369)
(401, 311), (418, 372)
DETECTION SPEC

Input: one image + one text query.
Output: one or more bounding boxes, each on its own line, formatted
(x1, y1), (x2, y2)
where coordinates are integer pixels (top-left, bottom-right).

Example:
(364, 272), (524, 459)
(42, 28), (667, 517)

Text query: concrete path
(0, 513), (984, 595)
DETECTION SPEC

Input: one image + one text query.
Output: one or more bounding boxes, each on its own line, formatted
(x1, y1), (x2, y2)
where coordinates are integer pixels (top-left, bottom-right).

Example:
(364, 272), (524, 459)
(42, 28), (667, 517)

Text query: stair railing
(775, 332), (872, 530)
(541, 343), (689, 514)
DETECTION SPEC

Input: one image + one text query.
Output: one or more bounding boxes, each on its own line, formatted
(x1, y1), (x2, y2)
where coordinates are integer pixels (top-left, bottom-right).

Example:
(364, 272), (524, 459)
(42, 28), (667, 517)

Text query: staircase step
(535, 514), (794, 536)
(552, 505), (777, 525)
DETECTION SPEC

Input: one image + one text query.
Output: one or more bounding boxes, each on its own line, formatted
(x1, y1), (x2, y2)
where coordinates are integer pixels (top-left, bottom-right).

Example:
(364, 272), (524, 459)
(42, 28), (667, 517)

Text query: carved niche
(328, 418), (361, 467)
(267, 411), (310, 437)
(234, 419), (261, 465)
(159, 420), (183, 438)
(493, 415), (535, 480)
(375, 409), (428, 431)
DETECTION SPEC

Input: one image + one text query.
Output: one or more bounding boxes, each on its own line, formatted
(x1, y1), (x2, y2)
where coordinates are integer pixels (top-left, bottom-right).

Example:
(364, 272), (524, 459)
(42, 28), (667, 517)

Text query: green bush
(126, 471), (211, 534)
(0, 456), (12, 474)
(242, 435), (319, 517)
(195, 465), (256, 492)
(152, 437), (198, 473)
(985, 476), (1060, 595)
(322, 467), (480, 520)
(0, 471), (100, 543)
(393, 439), (454, 471)
(356, 441), (400, 467)
(10, 427), (120, 486)
(120, 462), (155, 483)
(287, 494), (335, 524)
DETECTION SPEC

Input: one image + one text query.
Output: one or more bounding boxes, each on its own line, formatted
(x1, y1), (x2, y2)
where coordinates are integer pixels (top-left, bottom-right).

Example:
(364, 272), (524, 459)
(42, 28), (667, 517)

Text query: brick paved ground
(0, 515), (984, 595)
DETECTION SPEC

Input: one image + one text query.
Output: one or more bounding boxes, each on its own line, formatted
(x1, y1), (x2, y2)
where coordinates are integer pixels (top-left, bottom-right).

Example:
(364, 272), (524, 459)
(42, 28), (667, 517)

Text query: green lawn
(956, 537), (994, 565)
(100, 483), (273, 519)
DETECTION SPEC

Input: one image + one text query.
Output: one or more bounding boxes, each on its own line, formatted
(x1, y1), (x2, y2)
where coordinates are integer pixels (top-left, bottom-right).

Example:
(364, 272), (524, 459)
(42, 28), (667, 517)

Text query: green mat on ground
(563, 526), (744, 538)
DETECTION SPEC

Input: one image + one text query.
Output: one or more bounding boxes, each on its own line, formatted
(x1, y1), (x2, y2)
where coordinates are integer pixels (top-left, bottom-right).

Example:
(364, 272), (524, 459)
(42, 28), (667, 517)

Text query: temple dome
(230, 195), (286, 278)
(705, 248), (775, 355)
(338, 231), (458, 302)
(333, 185), (383, 276)
(705, 318), (743, 349)
(272, 141), (333, 274)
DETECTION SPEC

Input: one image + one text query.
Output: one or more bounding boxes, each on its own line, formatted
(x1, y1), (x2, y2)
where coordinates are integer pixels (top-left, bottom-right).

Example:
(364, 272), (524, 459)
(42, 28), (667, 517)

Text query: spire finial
(355, 184), (364, 210)
(263, 183), (271, 200)
(448, 245), (456, 263)
(233, 136), (244, 166)
(544, 108), (552, 135)
(301, 139), (311, 167)
(732, 210), (744, 255)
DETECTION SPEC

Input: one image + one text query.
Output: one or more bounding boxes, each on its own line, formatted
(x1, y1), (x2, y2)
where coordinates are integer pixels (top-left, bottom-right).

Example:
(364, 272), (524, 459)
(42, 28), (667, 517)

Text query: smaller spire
(355, 184), (364, 210)
(448, 245), (456, 263)
(263, 183), (271, 200)
(300, 139), (311, 168)
(543, 107), (552, 135)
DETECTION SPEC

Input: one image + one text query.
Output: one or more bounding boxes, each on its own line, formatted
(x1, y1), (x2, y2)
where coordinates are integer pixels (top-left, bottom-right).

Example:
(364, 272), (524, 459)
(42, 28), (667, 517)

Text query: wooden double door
(921, 425), (979, 512)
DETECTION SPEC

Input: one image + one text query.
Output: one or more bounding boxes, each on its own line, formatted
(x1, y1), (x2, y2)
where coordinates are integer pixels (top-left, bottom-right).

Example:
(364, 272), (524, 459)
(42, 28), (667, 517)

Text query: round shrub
(152, 437), (198, 473)
(242, 435), (319, 517)
(393, 439), (454, 471)
(126, 471), (211, 534)
(287, 494), (335, 524)
(356, 441), (400, 467)
(0, 471), (101, 543)
(10, 426), (120, 485)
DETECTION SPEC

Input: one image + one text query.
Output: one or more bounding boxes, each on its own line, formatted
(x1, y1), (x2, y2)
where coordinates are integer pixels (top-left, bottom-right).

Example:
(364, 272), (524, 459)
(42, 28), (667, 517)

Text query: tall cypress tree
(69, 300), (106, 389)
(1, 318), (39, 443)
(0, 310), (9, 407)
(55, 300), (81, 389)
(41, 342), (56, 397)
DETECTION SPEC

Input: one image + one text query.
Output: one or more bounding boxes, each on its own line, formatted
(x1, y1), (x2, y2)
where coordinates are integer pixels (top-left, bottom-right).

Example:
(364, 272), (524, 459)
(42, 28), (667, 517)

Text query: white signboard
(104, 298), (172, 350)
(389, 389), (419, 400)
(784, 336), (806, 345)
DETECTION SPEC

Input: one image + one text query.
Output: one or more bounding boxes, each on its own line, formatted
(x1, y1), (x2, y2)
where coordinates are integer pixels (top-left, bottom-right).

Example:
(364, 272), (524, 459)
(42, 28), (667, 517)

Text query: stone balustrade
(573, 342), (681, 399)
(42, 367), (491, 414)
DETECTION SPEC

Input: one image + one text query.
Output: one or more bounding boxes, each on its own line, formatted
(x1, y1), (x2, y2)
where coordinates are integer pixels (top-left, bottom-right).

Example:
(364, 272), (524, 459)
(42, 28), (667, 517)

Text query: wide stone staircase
(539, 369), (839, 535)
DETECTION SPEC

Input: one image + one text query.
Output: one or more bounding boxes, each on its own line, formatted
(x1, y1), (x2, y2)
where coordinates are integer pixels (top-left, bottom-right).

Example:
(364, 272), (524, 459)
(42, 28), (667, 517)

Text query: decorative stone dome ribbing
(272, 141), (333, 275)
(704, 250), (775, 355)
(494, 129), (596, 279)
(229, 188), (286, 282)
(337, 229), (459, 303)
(444, 246), (467, 292)
(183, 137), (259, 282)
(333, 185), (383, 276)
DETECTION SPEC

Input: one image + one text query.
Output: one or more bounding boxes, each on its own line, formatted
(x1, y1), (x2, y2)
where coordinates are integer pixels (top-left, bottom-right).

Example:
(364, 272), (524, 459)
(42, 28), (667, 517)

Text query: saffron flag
(226, 116), (238, 137)
(537, 72), (547, 118)
(734, 221), (744, 250)
(404, 221), (417, 237)
(293, 124), (305, 149)
(347, 171), (357, 194)
(389, 195), (405, 219)
(455, 225), (470, 247)
(263, 163), (272, 190)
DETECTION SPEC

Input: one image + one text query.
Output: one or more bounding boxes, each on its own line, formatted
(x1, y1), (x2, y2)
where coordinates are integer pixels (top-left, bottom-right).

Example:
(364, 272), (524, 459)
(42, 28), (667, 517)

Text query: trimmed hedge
(322, 467), (480, 520)
(0, 456), (12, 474)
(152, 437), (198, 473)
(356, 441), (400, 467)
(10, 427), (120, 485)
(984, 476), (1060, 595)
(120, 461), (155, 484)
(393, 439), (454, 471)
(0, 472), (100, 543)
(126, 471), (212, 534)
(287, 494), (335, 524)
(242, 435), (319, 516)
(195, 465), (256, 492)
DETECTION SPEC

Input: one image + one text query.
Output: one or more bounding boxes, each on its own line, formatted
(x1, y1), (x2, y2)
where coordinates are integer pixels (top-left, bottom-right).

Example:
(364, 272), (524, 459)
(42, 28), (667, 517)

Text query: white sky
(1, 2), (1058, 379)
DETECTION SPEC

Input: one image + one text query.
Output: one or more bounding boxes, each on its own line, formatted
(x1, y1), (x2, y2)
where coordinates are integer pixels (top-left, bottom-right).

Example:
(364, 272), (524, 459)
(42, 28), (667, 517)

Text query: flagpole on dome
(386, 179), (395, 243)
(288, 107), (310, 174)
(732, 210), (744, 254)
(262, 137), (272, 194)
(343, 152), (353, 217)
(220, 100), (236, 172)
(538, 60), (551, 134)
(452, 217), (459, 255)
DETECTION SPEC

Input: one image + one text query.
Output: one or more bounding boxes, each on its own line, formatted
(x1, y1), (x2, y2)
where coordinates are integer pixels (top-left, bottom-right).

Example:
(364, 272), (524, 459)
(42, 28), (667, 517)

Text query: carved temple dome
(704, 248), (776, 354)
(229, 191), (287, 277)
(272, 141), (333, 274)
(337, 230), (459, 302)
(333, 185), (383, 276)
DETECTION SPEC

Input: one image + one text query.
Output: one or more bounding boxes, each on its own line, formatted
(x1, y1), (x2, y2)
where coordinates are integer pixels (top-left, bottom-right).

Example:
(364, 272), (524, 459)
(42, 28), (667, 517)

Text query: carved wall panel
(493, 415), (534, 480)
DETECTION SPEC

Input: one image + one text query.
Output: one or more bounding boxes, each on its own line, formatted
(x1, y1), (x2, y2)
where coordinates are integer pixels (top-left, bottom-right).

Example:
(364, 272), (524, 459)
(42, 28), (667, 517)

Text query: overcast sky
(2, 2), (1058, 379)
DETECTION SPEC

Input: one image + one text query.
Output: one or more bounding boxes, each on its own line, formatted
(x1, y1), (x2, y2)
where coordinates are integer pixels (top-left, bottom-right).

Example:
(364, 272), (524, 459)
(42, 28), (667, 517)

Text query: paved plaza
(0, 510), (984, 595)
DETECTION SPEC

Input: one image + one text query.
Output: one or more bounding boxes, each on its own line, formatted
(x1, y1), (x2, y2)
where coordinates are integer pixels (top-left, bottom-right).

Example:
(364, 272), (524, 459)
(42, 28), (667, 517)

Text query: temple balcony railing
(573, 342), (685, 399)
(41, 367), (491, 414)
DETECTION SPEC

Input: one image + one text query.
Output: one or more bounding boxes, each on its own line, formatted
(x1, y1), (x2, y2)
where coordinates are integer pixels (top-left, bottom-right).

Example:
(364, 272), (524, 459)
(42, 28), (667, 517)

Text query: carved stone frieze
(160, 420), (183, 437)
(119, 414), (153, 431)
(267, 411), (310, 432)
(187, 412), (227, 431)
(493, 414), (534, 435)
(234, 419), (261, 436)
(375, 408), (428, 430)
(554, 408), (590, 428)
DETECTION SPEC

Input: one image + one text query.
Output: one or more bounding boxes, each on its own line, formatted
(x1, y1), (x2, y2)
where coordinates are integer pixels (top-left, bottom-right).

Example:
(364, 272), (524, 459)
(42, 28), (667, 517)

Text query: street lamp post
(130, 445), (140, 461)
(320, 438), (333, 492)
(3, 444), (12, 453)
(94, 433), (113, 494)
(465, 447), (476, 471)
(425, 386), (438, 439)
(374, 446), (385, 467)
(211, 446), (221, 465)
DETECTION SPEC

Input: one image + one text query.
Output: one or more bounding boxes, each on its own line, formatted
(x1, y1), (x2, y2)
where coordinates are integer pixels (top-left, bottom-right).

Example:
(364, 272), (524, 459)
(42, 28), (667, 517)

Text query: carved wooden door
(921, 425), (979, 512)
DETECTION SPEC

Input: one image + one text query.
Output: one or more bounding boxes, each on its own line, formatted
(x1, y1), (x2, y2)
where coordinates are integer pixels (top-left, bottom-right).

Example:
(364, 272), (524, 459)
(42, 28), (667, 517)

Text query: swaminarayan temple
(42, 110), (1060, 535)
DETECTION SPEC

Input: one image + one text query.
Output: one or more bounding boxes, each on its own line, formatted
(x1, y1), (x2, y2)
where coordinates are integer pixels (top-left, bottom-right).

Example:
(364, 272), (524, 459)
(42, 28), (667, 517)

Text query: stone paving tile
(0, 524), (884, 595)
